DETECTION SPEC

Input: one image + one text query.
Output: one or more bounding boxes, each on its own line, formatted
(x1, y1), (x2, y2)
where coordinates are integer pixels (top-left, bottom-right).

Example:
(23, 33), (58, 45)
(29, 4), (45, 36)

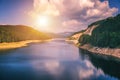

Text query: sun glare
(34, 15), (54, 32)
(36, 16), (50, 27)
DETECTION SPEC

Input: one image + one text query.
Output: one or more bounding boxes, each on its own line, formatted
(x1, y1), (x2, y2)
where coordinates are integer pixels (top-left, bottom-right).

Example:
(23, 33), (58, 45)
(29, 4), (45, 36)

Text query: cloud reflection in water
(0, 38), (118, 80)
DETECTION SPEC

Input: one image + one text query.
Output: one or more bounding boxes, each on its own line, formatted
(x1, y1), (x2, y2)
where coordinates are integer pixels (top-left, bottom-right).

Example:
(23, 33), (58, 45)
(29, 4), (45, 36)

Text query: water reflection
(79, 49), (120, 79)
(0, 38), (119, 80)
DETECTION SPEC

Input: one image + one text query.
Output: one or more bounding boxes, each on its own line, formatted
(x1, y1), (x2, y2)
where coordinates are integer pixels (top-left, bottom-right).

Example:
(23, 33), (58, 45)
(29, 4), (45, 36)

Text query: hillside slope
(69, 14), (120, 58)
(79, 14), (120, 48)
(0, 25), (51, 43)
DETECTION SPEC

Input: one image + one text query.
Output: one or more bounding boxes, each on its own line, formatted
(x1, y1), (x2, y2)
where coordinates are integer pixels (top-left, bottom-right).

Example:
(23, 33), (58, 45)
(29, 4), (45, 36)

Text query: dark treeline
(0, 25), (51, 43)
(79, 14), (120, 48)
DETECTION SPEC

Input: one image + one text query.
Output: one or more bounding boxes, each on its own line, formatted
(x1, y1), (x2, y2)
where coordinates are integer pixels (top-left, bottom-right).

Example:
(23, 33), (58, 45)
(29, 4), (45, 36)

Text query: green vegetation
(0, 25), (51, 43)
(79, 14), (120, 48)
(79, 34), (91, 45)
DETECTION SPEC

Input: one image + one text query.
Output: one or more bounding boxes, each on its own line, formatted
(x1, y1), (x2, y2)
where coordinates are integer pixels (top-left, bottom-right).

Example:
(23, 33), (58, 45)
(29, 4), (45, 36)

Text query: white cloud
(79, 60), (104, 79)
(33, 0), (59, 16)
(31, 0), (118, 32)
(62, 20), (82, 27)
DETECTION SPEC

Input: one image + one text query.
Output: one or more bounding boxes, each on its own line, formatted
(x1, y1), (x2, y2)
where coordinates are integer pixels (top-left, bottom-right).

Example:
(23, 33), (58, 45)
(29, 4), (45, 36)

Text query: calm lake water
(0, 38), (120, 80)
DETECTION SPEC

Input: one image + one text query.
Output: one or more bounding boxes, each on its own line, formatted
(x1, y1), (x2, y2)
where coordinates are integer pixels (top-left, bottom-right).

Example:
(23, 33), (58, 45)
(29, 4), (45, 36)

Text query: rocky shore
(79, 44), (120, 59)
(67, 39), (120, 59)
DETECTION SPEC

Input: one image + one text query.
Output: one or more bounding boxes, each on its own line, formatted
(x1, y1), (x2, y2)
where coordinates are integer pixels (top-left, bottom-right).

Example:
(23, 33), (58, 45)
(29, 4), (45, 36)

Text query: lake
(0, 38), (120, 80)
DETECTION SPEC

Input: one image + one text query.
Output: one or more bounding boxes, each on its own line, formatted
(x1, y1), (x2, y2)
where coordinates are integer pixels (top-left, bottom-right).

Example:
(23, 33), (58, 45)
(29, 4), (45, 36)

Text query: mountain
(79, 14), (120, 48)
(0, 25), (51, 43)
(47, 32), (74, 38)
(56, 32), (74, 38)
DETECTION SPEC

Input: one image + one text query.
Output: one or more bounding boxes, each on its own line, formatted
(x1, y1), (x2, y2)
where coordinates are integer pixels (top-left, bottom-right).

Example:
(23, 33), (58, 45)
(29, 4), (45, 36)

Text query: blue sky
(0, 0), (120, 32)
(109, 0), (120, 14)
(0, 0), (33, 25)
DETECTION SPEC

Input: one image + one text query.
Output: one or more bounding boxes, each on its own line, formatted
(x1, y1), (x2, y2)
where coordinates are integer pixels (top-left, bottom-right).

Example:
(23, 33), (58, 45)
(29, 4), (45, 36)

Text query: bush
(78, 34), (91, 45)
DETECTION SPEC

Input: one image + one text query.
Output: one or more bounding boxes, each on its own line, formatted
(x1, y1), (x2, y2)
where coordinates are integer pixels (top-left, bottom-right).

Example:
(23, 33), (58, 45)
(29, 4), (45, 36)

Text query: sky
(0, 0), (120, 33)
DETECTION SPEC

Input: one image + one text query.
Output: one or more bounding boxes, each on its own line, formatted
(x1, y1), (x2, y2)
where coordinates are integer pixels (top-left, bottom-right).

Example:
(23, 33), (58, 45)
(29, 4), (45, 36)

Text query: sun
(34, 15), (54, 32)
(36, 15), (50, 27)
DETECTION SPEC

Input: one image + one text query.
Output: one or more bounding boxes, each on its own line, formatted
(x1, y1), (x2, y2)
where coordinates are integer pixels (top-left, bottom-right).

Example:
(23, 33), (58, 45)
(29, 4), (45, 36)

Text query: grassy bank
(0, 40), (49, 51)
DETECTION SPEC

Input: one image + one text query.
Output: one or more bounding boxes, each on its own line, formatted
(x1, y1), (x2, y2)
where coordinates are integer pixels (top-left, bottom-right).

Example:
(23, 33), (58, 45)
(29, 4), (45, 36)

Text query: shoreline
(67, 39), (120, 59)
(79, 44), (120, 59)
(0, 39), (51, 51)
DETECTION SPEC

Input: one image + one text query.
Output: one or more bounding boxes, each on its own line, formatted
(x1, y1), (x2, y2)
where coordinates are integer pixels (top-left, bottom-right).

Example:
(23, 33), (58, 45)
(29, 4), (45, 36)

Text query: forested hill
(79, 14), (120, 48)
(0, 25), (51, 43)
